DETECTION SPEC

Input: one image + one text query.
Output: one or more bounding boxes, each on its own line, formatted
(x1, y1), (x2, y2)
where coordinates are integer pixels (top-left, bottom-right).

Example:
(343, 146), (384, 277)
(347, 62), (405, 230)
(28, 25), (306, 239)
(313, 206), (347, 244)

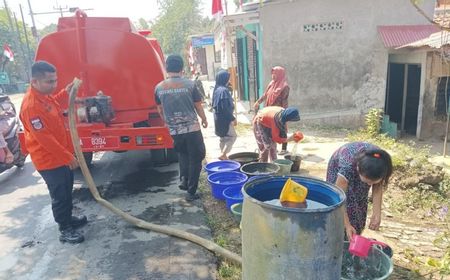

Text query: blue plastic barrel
(207, 171), (248, 200)
(204, 160), (240, 175)
(241, 176), (346, 280)
(222, 186), (244, 210)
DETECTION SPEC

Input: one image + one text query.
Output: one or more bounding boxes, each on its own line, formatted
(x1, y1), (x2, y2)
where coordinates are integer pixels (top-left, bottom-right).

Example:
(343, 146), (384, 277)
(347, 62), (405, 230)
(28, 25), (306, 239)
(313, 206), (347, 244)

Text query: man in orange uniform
(20, 61), (86, 244)
(253, 106), (303, 162)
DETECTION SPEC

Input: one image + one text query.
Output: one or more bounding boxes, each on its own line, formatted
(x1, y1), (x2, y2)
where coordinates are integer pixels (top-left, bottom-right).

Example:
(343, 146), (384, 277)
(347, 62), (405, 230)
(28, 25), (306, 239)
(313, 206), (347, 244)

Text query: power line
(26, 0), (93, 42)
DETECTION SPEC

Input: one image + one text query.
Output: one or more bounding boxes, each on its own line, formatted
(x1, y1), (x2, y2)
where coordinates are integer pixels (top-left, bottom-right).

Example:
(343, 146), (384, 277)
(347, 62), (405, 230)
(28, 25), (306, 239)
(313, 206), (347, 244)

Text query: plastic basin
(223, 186), (244, 210)
(284, 155), (302, 172)
(228, 152), (259, 166)
(240, 162), (280, 177)
(273, 159), (293, 175)
(204, 160), (240, 175)
(341, 241), (393, 280)
(207, 171), (248, 200)
(230, 203), (242, 222)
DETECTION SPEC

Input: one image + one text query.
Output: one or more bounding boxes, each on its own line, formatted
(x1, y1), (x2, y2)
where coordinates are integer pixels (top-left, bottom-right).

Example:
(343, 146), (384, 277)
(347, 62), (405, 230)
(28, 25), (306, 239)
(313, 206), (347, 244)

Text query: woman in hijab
(253, 106), (302, 163)
(253, 66), (290, 155)
(212, 70), (237, 160)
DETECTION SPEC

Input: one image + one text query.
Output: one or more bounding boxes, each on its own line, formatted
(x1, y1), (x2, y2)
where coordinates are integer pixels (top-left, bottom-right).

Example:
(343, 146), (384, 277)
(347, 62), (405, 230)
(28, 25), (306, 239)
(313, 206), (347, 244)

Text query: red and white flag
(212, 0), (223, 18)
(3, 44), (14, 62)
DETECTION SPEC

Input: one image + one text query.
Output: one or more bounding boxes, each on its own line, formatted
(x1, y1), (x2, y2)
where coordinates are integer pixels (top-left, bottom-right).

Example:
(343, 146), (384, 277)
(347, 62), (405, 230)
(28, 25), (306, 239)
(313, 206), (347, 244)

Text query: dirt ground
(200, 110), (450, 280)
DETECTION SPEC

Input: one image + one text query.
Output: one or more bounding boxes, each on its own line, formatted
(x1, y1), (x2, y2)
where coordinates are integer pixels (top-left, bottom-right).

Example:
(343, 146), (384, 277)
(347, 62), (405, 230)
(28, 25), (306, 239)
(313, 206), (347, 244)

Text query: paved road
(0, 93), (217, 279)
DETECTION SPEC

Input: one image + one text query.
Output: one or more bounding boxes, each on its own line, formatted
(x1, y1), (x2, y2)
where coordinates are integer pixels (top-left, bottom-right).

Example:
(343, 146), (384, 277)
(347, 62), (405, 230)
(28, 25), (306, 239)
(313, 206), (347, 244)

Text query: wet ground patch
(73, 168), (178, 201)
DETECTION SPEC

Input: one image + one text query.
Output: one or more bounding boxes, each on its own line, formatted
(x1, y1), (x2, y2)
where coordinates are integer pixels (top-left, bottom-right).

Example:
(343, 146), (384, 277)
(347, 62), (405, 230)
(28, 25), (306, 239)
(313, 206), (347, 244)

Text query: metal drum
(241, 176), (346, 280)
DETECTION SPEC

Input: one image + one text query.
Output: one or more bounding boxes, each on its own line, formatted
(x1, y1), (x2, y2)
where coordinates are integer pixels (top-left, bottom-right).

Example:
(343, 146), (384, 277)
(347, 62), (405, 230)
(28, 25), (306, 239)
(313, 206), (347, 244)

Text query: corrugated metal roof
(377, 25), (440, 48)
(398, 30), (450, 49)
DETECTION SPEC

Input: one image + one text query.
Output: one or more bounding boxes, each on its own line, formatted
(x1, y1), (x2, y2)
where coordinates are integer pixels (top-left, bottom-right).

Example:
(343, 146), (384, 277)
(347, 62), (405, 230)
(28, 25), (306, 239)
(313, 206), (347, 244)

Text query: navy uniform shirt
(155, 76), (202, 135)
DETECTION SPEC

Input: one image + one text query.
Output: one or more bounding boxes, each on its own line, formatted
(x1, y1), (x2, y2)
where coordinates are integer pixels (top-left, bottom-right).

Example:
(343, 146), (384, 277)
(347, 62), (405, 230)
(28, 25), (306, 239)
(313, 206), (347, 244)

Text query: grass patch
(198, 172), (242, 279)
(218, 261), (241, 280)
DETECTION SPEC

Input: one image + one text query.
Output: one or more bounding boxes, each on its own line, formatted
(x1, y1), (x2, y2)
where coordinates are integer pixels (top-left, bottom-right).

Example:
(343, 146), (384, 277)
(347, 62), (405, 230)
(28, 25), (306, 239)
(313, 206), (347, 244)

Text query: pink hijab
(265, 66), (289, 106)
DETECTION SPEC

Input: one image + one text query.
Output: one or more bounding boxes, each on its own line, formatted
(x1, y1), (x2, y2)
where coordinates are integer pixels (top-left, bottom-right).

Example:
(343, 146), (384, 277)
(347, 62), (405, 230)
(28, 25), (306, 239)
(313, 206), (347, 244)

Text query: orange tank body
(20, 12), (174, 156)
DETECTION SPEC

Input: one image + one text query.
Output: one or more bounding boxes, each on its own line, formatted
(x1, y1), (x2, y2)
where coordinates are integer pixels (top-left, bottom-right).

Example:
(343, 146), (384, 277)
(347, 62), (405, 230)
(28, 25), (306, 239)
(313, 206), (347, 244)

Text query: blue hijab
(212, 70), (231, 109)
(280, 107), (300, 124)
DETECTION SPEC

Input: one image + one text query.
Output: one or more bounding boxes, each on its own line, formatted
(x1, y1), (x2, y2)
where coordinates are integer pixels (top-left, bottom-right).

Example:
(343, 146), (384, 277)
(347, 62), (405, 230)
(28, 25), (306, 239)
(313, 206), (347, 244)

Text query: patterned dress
(326, 142), (378, 234)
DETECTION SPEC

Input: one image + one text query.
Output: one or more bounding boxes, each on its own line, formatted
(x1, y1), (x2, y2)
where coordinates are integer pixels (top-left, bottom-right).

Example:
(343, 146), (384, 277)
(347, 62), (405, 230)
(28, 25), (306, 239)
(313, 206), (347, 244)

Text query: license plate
(81, 136), (119, 149)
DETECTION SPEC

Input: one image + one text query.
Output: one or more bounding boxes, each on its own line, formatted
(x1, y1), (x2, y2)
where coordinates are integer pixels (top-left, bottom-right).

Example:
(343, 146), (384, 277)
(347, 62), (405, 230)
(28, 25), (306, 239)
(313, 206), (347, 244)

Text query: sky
(4, 0), (213, 29)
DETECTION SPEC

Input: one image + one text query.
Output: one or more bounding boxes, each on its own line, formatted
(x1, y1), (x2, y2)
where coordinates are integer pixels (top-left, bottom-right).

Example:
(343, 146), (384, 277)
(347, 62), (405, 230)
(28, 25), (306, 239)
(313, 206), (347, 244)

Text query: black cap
(166, 54), (184, 73)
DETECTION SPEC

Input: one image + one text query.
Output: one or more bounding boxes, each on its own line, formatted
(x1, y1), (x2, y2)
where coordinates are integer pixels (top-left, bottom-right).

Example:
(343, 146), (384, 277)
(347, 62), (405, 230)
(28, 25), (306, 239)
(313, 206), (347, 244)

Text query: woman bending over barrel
(326, 142), (393, 240)
(253, 106), (303, 163)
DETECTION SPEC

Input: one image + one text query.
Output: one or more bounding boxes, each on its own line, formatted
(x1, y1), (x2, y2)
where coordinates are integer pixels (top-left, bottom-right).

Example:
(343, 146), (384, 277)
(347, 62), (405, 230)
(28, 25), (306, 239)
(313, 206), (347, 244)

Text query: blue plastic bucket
(204, 160), (240, 175)
(223, 186), (244, 210)
(241, 176), (346, 280)
(207, 171), (248, 200)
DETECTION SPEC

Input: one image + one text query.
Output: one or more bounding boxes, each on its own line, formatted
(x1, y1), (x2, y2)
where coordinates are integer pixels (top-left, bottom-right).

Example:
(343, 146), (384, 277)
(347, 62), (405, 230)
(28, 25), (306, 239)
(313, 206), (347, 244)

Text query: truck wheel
(83, 152), (93, 166)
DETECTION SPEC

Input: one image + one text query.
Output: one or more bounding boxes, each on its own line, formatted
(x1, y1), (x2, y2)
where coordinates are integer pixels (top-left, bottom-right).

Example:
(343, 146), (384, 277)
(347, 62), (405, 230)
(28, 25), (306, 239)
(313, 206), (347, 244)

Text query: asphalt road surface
(0, 149), (216, 280)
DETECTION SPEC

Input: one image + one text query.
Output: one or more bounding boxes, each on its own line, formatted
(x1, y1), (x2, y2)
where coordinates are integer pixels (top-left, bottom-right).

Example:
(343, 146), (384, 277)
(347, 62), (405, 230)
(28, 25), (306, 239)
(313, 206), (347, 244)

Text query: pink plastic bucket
(349, 235), (388, 258)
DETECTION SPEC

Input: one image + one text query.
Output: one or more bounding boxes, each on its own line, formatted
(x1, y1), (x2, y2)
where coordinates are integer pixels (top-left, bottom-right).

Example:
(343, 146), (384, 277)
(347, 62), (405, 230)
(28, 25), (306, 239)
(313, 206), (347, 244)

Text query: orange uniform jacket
(254, 106), (287, 144)
(20, 87), (74, 171)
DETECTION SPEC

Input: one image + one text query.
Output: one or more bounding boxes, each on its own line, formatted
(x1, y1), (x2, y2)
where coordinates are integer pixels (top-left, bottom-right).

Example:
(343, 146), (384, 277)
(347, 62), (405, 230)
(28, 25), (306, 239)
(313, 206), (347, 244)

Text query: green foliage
(425, 212), (450, 276)
(389, 182), (449, 214)
(38, 23), (57, 38)
(0, 8), (37, 82)
(218, 261), (241, 279)
(151, 0), (213, 55)
(215, 234), (228, 248)
(348, 109), (430, 169)
(136, 18), (151, 30)
(364, 108), (383, 138)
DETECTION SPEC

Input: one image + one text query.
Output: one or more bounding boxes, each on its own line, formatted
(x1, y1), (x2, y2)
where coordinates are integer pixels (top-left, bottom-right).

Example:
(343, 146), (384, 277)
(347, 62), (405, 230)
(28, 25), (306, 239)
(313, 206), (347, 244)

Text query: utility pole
(3, 0), (26, 79)
(19, 4), (33, 65)
(53, 1), (68, 18)
(27, 0), (39, 42)
(13, 12), (30, 80)
(3, 0), (16, 37)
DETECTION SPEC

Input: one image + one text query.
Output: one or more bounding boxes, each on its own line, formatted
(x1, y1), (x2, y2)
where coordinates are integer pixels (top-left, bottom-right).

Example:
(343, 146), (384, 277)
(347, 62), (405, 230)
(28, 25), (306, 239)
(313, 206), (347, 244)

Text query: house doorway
(385, 63), (421, 135)
(194, 47), (208, 76)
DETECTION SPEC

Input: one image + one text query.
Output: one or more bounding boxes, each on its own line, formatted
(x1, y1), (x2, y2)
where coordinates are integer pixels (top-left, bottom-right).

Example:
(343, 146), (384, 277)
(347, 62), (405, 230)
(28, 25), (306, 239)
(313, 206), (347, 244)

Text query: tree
(136, 18), (151, 30)
(38, 23), (57, 38)
(151, 0), (213, 55)
(0, 8), (36, 84)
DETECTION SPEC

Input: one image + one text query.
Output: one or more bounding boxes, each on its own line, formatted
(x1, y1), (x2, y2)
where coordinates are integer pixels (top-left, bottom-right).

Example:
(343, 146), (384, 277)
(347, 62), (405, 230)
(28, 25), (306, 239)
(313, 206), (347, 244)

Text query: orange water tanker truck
(20, 11), (176, 164)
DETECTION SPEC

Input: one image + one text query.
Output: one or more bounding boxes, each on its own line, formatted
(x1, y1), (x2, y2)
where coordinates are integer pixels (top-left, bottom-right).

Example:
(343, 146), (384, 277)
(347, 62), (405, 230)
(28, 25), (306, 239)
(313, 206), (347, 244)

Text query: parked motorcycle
(0, 94), (26, 173)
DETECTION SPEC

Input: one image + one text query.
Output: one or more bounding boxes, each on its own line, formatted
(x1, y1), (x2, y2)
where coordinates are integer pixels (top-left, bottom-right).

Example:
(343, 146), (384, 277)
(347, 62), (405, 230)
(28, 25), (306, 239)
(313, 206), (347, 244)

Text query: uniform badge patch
(31, 117), (44, 130)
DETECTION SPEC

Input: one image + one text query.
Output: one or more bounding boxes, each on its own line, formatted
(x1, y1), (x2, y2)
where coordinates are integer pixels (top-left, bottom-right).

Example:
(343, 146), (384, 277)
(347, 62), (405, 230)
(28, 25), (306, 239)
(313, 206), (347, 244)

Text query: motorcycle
(0, 94), (27, 173)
